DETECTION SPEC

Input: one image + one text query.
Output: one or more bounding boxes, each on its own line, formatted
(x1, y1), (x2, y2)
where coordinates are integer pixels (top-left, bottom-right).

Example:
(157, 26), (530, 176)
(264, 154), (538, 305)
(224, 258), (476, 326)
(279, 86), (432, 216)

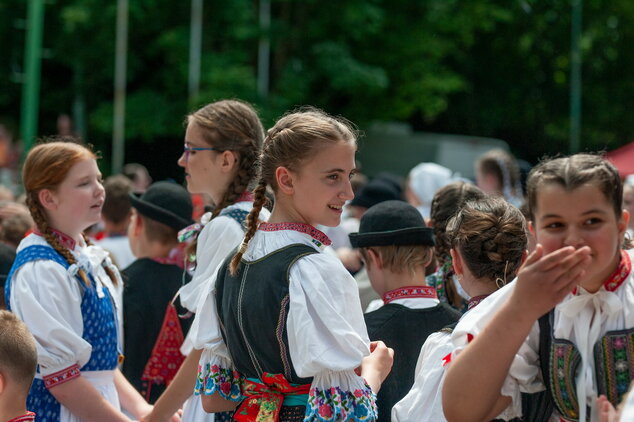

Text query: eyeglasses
(183, 144), (219, 161)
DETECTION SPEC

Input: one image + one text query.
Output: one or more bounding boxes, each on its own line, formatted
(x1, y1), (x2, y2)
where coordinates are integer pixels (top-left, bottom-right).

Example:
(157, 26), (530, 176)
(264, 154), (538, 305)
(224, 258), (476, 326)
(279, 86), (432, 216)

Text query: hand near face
(509, 244), (592, 320)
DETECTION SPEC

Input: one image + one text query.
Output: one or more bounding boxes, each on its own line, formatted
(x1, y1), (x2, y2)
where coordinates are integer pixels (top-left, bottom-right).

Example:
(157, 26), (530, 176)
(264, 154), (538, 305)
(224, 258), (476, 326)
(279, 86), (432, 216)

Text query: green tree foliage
(1, 0), (633, 178)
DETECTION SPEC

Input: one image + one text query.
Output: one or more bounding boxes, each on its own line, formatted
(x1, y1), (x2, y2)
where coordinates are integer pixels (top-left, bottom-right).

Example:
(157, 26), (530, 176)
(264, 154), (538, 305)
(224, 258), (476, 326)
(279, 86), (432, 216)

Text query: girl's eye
(327, 174), (339, 181)
(585, 217), (602, 225)
(544, 222), (564, 229)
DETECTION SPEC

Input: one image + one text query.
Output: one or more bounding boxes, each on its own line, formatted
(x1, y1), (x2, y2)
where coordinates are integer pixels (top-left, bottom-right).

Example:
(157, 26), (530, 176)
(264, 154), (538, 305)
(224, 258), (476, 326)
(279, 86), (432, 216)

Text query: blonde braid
(229, 180), (268, 275)
(83, 234), (119, 286)
(26, 194), (90, 287)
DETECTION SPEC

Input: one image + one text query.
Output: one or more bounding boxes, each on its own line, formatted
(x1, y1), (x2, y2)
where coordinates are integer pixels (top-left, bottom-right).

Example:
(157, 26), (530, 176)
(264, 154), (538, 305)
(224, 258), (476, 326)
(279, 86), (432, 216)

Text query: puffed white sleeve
(9, 260), (92, 384)
(191, 259), (243, 402)
(178, 215), (245, 313)
(449, 281), (544, 420)
(392, 331), (453, 422)
(287, 252), (377, 421)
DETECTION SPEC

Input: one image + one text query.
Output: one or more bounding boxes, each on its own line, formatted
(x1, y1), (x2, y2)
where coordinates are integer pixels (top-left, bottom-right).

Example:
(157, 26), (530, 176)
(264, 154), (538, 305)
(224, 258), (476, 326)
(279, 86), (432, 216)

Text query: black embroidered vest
(215, 244), (317, 384)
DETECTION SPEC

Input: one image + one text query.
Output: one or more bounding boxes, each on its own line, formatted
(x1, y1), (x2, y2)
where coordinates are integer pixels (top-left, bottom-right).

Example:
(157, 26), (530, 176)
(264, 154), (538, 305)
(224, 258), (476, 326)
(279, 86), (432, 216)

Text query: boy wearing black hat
(122, 181), (194, 403)
(349, 200), (461, 421)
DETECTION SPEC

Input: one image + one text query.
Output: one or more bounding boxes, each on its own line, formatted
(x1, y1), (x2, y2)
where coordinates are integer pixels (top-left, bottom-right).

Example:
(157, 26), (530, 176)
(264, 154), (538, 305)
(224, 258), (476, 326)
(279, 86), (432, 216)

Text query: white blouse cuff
(194, 348), (244, 401)
(305, 370), (377, 421)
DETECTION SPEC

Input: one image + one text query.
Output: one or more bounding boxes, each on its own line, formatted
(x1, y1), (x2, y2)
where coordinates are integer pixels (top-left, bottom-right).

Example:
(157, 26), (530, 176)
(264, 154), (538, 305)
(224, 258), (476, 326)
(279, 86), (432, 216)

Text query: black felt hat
(349, 200), (434, 248)
(129, 181), (194, 231)
(349, 178), (402, 209)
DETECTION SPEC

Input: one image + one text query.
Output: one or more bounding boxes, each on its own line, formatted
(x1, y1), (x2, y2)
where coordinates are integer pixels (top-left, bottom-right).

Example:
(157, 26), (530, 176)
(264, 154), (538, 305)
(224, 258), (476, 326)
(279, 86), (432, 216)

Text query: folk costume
(177, 192), (270, 422)
(391, 295), (493, 422)
(5, 231), (123, 422)
(122, 181), (195, 403)
(449, 249), (634, 422)
(350, 200), (461, 421)
(192, 222), (377, 422)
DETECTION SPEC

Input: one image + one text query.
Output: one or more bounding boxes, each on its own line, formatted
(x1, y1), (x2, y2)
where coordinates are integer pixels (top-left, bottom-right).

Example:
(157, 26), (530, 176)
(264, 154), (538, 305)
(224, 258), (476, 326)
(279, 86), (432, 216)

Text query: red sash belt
(234, 373), (310, 422)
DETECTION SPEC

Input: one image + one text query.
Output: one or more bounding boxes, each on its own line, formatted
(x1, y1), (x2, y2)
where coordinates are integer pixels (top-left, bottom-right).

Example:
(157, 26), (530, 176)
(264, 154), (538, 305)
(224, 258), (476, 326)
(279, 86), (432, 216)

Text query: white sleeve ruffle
(287, 253), (377, 421)
(450, 281), (544, 420)
(392, 331), (452, 422)
(9, 261), (92, 377)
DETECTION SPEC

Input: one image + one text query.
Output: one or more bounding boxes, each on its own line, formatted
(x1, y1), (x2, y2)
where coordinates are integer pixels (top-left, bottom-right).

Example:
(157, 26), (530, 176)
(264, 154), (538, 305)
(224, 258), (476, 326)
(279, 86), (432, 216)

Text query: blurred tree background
(1, 0), (633, 181)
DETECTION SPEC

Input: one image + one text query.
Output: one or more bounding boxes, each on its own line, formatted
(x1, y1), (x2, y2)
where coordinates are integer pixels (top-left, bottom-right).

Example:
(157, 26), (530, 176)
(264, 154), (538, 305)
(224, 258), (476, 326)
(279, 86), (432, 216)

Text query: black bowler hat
(349, 178), (401, 209)
(349, 200), (434, 248)
(129, 181), (194, 231)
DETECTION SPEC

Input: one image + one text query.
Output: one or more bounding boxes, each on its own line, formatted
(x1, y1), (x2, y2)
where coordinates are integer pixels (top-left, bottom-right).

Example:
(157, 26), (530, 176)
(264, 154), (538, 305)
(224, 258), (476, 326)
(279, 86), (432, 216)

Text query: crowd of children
(3, 98), (634, 422)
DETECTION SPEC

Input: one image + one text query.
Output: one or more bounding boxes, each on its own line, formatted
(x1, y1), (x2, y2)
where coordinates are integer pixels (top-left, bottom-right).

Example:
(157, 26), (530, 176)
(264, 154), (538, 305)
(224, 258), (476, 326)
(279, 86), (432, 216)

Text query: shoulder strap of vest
(218, 208), (250, 232)
(5, 245), (70, 310)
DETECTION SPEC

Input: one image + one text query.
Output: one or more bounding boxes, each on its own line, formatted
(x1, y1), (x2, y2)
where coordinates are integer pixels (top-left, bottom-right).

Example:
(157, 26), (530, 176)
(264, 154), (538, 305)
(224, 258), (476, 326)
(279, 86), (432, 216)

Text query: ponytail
(229, 180), (268, 275)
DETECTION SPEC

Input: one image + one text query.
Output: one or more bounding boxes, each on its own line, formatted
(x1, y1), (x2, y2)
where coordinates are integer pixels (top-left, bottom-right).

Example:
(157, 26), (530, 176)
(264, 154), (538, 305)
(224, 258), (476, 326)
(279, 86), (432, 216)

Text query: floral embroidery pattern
(550, 341), (581, 420)
(595, 329), (634, 407)
(43, 364), (81, 388)
(195, 363), (244, 401)
(604, 250), (631, 292)
(382, 286), (437, 304)
(259, 222), (332, 247)
(306, 382), (377, 421)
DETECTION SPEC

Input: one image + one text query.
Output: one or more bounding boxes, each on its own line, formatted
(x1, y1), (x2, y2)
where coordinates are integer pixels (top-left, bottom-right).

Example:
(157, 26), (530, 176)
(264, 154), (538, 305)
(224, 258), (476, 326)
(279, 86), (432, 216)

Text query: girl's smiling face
(280, 140), (356, 228)
(531, 183), (629, 292)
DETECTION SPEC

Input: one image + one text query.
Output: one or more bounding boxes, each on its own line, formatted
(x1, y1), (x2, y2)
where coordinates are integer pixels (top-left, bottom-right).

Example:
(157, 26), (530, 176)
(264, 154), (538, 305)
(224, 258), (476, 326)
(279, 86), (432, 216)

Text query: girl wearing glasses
(144, 99), (268, 422)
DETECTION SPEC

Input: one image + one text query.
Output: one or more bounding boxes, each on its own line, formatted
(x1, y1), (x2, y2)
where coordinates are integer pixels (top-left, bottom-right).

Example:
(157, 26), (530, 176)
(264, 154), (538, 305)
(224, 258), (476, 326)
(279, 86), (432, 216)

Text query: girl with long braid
(192, 108), (393, 422)
(145, 99), (268, 422)
(4, 140), (153, 421)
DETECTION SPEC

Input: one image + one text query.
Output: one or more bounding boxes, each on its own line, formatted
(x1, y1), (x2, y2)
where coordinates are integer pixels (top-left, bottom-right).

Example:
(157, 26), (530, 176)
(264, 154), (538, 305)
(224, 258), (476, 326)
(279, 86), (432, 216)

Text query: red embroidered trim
(34, 228), (77, 250)
(258, 222), (332, 246)
(604, 250), (631, 292)
(236, 191), (254, 203)
(43, 364), (81, 389)
(382, 286), (437, 304)
(7, 412), (36, 422)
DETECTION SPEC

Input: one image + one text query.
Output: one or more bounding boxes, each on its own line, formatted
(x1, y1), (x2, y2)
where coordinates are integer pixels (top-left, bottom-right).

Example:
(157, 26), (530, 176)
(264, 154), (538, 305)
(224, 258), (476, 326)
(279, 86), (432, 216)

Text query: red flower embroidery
(211, 364), (219, 372)
(318, 404), (333, 418)
(220, 382), (232, 395)
(354, 390), (363, 398)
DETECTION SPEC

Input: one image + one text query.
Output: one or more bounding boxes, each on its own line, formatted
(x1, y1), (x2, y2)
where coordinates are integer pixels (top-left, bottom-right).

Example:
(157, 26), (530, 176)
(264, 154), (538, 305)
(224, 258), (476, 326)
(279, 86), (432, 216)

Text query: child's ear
(528, 221), (536, 236)
(275, 167), (294, 195)
(367, 248), (383, 270)
(619, 209), (630, 239)
(450, 248), (463, 276)
(0, 372), (5, 394)
(38, 189), (58, 211)
(220, 150), (239, 173)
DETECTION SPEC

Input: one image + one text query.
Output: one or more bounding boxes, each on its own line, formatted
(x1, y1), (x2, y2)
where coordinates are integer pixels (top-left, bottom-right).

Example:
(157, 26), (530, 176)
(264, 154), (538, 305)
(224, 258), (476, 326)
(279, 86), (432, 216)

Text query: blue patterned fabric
(5, 245), (119, 421)
(219, 208), (250, 232)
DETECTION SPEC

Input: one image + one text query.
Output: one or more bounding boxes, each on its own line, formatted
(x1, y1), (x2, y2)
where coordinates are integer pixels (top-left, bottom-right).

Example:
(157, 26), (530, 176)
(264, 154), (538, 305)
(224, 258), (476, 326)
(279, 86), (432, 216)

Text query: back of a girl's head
(429, 181), (486, 264)
(258, 108), (357, 190)
(447, 197), (527, 285)
(526, 153), (622, 220)
(23, 139), (95, 198)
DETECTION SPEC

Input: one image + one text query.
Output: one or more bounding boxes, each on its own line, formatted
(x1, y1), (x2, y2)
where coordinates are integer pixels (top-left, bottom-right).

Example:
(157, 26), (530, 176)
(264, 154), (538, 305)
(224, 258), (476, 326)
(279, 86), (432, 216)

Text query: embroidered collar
(151, 245), (186, 269)
(7, 411), (36, 422)
(604, 250), (631, 292)
(258, 222), (332, 247)
(236, 191), (254, 203)
(467, 294), (490, 310)
(383, 286), (437, 304)
(34, 228), (77, 250)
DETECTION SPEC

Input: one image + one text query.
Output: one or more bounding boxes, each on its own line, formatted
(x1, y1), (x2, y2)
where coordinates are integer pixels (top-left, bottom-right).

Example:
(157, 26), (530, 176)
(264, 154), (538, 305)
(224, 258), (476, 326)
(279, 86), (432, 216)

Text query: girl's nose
(563, 228), (585, 248)
(340, 179), (354, 201)
(177, 153), (187, 167)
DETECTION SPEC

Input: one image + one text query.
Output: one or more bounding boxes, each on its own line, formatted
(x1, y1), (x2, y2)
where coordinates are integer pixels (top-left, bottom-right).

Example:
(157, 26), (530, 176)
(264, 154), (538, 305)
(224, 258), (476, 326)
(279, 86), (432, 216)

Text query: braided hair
(447, 197), (527, 287)
(23, 139), (117, 287)
(229, 108), (357, 275)
(185, 100), (265, 260)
